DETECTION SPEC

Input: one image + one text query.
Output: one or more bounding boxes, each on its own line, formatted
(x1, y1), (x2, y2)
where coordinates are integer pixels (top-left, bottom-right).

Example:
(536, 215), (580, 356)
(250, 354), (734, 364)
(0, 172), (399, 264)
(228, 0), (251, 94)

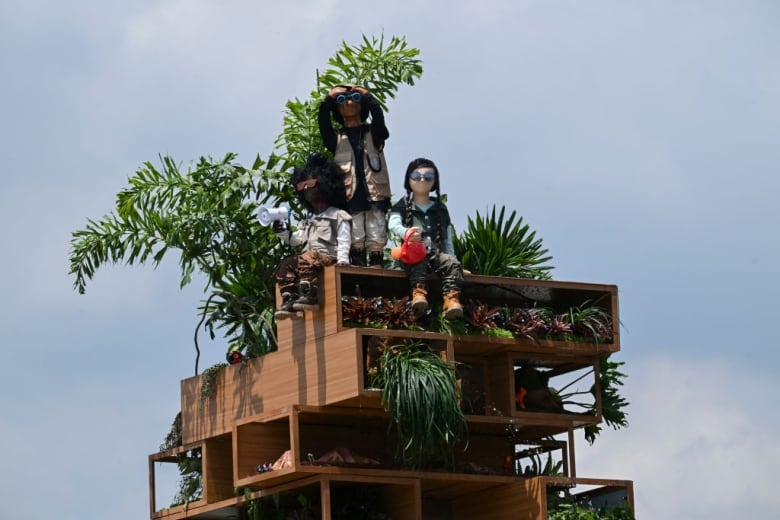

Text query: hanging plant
(374, 341), (466, 470)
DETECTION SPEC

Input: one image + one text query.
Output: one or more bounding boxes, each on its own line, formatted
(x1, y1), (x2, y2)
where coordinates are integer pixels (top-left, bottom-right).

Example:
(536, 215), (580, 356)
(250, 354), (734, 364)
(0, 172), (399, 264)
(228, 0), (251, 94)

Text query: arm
(336, 218), (351, 264)
(387, 211), (407, 243)
(318, 96), (338, 154)
(364, 93), (389, 149)
(442, 224), (455, 256)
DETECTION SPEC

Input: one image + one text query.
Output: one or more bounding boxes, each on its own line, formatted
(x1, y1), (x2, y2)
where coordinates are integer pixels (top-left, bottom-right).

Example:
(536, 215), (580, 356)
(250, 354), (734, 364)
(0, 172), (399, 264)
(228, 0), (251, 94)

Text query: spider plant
(375, 341), (467, 470)
(454, 205), (554, 279)
(565, 299), (614, 343)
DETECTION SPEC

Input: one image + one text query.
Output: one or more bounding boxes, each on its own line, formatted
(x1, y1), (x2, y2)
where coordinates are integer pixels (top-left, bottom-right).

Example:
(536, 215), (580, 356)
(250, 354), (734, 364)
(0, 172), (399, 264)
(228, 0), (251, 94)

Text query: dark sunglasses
(295, 178), (318, 191)
(409, 171), (435, 182)
(336, 91), (362, 104)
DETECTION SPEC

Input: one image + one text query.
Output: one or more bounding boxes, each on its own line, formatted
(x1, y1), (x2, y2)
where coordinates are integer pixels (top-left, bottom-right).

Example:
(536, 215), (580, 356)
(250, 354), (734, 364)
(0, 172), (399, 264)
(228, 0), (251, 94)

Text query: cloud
(574, 356), (780, 518)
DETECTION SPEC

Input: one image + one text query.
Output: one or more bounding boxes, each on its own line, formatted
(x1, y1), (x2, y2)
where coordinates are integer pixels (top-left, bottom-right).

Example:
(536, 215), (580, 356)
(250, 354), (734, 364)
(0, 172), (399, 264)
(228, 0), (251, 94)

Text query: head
(292, 153), (346, 211)
(404, 157), (441, 194)
(331, 84), (370, 125)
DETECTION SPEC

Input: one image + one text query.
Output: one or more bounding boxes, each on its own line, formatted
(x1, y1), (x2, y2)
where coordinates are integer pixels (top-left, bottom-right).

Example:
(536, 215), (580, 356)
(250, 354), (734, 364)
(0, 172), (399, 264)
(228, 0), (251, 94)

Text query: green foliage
(69, 154), (288, 372)
(68, 35), (422, 372)
(454, 205), (554, 279)
(275, 34), (423, 170)
(374, 342), (466, 470)
(584, 356), (630, 444)
(547, 493), (634, 519)
(160, 411), (183, 451)
(170, 449), (202, 507)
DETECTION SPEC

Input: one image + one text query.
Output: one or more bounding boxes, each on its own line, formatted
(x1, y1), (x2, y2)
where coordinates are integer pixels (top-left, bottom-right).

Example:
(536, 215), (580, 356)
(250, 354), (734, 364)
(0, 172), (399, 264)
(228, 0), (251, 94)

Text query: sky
(1, 0), (778, 518)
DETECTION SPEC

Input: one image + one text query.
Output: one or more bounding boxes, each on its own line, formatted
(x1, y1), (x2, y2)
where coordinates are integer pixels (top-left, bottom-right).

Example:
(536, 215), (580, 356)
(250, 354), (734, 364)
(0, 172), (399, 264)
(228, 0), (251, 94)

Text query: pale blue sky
(1, 1), (778, 518)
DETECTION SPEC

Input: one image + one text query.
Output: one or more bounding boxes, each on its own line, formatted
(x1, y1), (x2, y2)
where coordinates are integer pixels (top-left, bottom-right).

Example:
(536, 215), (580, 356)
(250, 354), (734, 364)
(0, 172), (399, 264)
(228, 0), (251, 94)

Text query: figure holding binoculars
(271, 154), (352, 319)
(319, 85), (390, 268)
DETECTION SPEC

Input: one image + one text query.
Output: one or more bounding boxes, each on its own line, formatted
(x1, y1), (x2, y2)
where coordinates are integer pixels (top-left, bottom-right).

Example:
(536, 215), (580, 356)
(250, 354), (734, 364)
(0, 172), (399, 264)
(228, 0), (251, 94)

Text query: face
(297, 176), (327, 210)
(336, 93), (362, 120)
(408, 166), (436, 195)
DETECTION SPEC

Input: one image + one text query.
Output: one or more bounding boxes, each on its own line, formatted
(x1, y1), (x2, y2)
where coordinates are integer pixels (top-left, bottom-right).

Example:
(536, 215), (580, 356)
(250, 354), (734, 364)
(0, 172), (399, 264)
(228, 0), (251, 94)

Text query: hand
(407, 227), (422, 242)
(272, 220), (287, 234)
(352, 86), (369, 96)
(327, 86), (348, 99)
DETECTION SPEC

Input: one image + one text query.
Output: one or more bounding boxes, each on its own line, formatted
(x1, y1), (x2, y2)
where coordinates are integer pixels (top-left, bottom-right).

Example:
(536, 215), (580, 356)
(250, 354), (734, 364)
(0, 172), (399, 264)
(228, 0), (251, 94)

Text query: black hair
(330, 85), (371, 125)
(402, 157), (444, 247)
(292, 153), (346, 211)
(403, 157), (441, 194)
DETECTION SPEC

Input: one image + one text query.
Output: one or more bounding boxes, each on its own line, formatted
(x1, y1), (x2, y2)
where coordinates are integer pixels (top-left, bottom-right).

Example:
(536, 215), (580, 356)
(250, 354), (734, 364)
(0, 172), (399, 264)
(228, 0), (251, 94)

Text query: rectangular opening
(234, 420), (292, 483)
(546, 480), (634, 517)
(329, 480), (417, 519)
(512, 360), (598, 420)
(151, 447), (203, 515)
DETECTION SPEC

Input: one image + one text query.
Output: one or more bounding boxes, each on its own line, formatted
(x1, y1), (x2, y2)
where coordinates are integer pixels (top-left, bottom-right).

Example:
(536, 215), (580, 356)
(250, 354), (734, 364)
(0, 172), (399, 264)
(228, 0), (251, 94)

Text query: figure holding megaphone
(257, 205), (290, 231)
(271, 154), (352, 319)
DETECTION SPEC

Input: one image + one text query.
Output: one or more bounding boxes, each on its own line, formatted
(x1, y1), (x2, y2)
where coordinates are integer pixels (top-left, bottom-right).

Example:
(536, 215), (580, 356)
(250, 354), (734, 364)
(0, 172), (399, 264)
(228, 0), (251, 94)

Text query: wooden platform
(151, 265), (633, 519)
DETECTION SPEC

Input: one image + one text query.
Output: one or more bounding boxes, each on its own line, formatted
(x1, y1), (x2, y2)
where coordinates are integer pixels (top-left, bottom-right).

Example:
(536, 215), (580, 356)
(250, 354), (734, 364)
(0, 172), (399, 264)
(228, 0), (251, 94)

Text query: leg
(404, 259), (429, 316)
(293, 251), (336, 310)
(433, 252), (464, 320)
(350, 211), (367, 267)
(274, 256), (300, 319)
(364, 206), (388, 268)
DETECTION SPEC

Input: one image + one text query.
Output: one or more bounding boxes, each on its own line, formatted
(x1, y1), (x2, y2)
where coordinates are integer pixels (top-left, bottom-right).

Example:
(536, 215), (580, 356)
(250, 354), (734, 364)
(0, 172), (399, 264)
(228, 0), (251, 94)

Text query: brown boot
(411, 283), (428, 316)
(442, 291), (463, 320)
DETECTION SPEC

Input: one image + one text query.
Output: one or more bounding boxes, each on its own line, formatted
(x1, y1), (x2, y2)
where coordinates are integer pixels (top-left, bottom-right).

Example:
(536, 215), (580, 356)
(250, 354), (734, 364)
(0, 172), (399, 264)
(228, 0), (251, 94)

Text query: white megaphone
(257, 205), (290, 226)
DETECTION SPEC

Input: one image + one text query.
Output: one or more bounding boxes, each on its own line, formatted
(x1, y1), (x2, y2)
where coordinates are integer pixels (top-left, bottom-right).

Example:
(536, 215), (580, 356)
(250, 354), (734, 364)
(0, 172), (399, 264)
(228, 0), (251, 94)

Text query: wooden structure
(149, 266), (634, 519)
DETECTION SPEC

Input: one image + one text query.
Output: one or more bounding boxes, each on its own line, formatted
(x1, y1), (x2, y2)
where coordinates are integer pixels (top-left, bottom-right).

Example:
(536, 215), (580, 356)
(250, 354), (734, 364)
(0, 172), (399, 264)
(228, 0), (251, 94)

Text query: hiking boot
(292, 281), (319, 311)
(349, 247), (367, 267)
(442, 290), (463, 320)
(368, 251), (384, 269)
(275, 291), (297, 320)
(411, 283), (428, 316)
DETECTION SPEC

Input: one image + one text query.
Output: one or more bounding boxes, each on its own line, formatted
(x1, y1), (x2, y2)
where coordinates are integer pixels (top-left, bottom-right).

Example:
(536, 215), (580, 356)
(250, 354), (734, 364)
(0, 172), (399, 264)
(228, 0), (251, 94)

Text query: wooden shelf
(158, 266), (633, 519)
(149, 434), (233, 519)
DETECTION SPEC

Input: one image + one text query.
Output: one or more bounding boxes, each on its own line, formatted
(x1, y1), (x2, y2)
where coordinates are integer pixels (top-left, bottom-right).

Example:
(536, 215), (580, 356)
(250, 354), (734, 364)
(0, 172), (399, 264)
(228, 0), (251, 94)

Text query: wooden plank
(203, 435), (234, 503)
(182, 329), (363, 444)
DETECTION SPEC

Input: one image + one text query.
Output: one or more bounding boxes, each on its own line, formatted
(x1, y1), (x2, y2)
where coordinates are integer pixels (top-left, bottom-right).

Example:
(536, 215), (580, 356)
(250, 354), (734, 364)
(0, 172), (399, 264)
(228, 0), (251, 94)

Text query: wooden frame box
(148, 434), (233, 519)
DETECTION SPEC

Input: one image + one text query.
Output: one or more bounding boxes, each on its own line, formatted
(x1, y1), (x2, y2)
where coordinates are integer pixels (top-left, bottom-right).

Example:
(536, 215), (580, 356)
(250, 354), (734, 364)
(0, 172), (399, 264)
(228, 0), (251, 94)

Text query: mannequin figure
(319, 85), (390, 268)
(272, 154), (351, 319)
(387, 158), (464, 320)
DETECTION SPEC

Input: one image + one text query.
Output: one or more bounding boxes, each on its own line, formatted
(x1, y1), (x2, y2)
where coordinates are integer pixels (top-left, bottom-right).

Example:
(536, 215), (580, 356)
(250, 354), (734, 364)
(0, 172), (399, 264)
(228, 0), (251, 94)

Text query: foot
(368, 251), (384, 269)
(292, 282), (319, 311)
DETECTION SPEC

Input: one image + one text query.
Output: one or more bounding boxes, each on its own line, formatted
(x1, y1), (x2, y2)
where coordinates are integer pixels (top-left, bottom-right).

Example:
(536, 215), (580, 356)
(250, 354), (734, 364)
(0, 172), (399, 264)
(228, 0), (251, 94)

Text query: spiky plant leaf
(454, 205), (554, 279)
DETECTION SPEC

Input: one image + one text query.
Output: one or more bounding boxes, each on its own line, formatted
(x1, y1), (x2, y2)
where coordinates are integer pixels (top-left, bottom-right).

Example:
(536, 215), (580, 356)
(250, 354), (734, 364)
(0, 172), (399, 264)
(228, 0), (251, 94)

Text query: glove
(272, 220), (287, 234)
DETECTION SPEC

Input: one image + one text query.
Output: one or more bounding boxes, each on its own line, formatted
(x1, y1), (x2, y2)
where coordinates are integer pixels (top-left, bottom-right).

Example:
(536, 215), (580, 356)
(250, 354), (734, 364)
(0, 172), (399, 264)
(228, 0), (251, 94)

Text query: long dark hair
(292, 153), (346, 211)
(402, 157), (444, 247)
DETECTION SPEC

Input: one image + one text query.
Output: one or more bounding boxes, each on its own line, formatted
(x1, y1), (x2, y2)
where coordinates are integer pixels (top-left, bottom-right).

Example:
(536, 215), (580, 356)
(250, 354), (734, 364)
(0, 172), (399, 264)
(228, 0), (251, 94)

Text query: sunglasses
(295, 178), (319, 191)
(409, 171), (435, 182)
(335, 91), (362, 105)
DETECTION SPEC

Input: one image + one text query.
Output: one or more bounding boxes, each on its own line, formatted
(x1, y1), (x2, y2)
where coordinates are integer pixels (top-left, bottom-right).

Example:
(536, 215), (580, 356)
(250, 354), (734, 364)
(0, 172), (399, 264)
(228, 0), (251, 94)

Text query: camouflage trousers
(402, 251), (464, 294)
(275, 251), (336, 294)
